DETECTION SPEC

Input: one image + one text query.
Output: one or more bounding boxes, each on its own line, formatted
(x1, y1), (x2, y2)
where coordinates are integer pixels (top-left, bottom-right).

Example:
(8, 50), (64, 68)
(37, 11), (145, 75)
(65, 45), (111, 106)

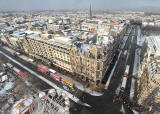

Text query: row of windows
(32, 45), (70, 62)
(55, 57), (70, 64)
(56, 61), (72, 70)
(29, 42), (70, 58)
(74, 67), (96, 75)
(29, 38), (70, 52)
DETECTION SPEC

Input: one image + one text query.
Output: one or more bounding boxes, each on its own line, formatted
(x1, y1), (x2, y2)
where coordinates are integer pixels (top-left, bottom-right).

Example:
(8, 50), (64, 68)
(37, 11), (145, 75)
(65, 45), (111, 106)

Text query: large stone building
(4, 28), (123, 85)
(22, 31), (106, 85)
(137, 36), (160, 113)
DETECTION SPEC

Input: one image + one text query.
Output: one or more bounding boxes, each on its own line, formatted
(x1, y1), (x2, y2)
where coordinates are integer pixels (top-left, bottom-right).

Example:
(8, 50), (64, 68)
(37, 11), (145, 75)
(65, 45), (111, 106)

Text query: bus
(124, 65), (130, 77)
(121, 65), (130, 90)
(50, 73), (61, 81)
(6, 63), (13, 69)
(61, 78), (74, 89)
(38, 67), (48, 74)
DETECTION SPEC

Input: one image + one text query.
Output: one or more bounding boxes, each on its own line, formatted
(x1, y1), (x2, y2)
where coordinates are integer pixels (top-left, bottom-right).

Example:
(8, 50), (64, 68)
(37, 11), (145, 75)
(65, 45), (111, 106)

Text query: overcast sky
(0, 0), (160, 11)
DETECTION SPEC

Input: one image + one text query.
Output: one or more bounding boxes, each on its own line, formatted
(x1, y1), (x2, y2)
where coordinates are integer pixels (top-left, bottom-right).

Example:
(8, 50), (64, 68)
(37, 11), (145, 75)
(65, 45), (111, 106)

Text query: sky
(0, 0), (160, 11)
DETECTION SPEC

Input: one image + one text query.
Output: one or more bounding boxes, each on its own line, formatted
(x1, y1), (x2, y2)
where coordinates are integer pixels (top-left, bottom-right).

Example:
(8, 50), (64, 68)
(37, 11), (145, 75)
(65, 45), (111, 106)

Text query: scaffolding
(32, 89), (70, 114)
(10, 89), (70, 114)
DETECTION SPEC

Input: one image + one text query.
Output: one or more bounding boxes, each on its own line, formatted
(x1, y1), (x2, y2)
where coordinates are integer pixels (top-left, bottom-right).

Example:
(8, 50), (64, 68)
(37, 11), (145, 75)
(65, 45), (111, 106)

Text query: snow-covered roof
(153, 37), (160, 51)
(55, 36), (74, 42)
(10, 37), (18, 41)
(12, 32), (25, 38)
(148, 38), (156, 54)
(28, 35), (71, 49)
(11, 98), (33, 114)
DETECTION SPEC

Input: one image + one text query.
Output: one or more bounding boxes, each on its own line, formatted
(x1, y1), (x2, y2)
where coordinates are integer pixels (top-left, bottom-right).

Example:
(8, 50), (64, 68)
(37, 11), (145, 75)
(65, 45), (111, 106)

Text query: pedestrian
(113, 95), (118, 103)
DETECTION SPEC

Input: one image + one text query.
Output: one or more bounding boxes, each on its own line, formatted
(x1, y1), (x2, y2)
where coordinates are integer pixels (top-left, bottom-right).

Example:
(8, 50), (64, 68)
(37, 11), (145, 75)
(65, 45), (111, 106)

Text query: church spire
(89, 3), (92, 19)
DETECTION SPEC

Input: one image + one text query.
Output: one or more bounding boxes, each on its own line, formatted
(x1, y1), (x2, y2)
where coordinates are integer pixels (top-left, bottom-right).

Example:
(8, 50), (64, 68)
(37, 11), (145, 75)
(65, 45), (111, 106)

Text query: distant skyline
(0, 0), (160, 11)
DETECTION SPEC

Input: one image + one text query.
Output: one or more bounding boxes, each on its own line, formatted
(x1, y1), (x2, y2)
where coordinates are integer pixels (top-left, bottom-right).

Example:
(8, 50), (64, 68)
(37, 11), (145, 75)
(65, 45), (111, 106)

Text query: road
(0, 24), (140, 114)
(0, 46), (91, 108)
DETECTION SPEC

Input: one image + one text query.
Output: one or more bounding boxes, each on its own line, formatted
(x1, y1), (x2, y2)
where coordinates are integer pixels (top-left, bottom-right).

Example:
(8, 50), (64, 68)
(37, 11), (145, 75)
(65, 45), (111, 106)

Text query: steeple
(89, 3), (92, 19)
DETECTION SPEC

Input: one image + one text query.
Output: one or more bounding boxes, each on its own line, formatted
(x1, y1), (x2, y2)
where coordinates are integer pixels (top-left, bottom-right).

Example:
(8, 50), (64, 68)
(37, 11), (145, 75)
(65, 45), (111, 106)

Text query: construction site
(0, 58), (34, 113)
(0, 55), (70, 114)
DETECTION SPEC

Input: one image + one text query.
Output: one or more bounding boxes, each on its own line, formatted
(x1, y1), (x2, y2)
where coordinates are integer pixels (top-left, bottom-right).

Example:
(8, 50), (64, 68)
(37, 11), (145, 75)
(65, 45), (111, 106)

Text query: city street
(0, 46), (90, 107)
(0, 24), (140, 114)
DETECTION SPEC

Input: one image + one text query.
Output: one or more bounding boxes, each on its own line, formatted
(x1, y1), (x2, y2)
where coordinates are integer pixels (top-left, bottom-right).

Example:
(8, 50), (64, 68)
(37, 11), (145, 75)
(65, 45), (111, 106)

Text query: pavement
(0, 48), (91, 108)
(2, 46), (103, 97)
(105, 34), (130, 90)
(130, 26), (145, 102)
(105, 50), (122, 90)
(60, 74), (103, 96)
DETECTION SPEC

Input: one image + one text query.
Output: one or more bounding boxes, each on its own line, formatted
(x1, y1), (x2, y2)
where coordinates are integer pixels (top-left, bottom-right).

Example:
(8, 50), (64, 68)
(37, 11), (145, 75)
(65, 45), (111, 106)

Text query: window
(97, 54), (101, 59)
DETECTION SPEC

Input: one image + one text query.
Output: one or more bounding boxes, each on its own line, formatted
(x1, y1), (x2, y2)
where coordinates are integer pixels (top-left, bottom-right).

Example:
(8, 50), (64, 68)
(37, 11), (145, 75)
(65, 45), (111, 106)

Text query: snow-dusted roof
(11, 98), (33, 114)
(28, 35), (71, 49)
(153, 37), (160, 51)
(55, 36), (74, 42)
(148, 38), (156, 54)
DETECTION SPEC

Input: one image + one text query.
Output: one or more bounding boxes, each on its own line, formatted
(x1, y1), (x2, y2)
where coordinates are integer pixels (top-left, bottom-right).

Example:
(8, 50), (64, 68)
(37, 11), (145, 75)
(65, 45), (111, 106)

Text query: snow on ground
(130, 48), (141, 101)
(4, 82), (14, 91)
(132, 50), (139, 76)
(60, 74), (103, 96)
(105, 35), (129, 90)
(19, 55), (30, 61)
(139, 36), (146, 46)
(137, 26), (146, 46)
(0, 82), (14, 95)
(130, 78), (136, 101)
(121, 36), (128, 49)
(115, 84), (121, 95)
(2, 46), (102, 96)
(0, 51), (91, 107)
(105, 50), (122, 90)
(0, 89), (6, 96)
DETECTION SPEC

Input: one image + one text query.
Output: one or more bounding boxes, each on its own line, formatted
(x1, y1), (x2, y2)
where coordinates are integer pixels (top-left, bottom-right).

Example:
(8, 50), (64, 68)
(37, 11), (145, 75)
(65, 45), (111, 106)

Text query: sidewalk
(105, 35), (129, 90)
(60, 74), (103, 96)
(0, 50), (91, 107)
(3, 46), (103, 96)
(130, 48), (140, 101)
(137, 27), (146, 47)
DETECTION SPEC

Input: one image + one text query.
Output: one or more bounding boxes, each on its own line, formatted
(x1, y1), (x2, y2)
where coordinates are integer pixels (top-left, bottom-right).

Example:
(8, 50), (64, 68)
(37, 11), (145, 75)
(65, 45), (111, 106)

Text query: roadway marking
(105, 35), (129, 90)
(115, 83), (121, 95)
(129, 49), (140, 101)
(130, 78), (135, 101)
(137, 26), (142, 46)
(120, 104), (126, 114)
(105, 50), (122, 90)
(0, 51), (91, 107)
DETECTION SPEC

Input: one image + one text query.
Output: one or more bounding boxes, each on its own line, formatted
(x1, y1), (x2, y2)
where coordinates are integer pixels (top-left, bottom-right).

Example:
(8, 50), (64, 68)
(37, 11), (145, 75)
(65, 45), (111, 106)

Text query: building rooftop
(148, 36), (160, 55)
(153, 37), (160, 51)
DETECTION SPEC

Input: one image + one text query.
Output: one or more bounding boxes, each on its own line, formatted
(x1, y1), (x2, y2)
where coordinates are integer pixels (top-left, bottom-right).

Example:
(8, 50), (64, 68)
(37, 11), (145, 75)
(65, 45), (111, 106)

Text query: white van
(49, 69), (56, 73)
(0, 72), (4, 76)
(28, 58), (35, 63)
